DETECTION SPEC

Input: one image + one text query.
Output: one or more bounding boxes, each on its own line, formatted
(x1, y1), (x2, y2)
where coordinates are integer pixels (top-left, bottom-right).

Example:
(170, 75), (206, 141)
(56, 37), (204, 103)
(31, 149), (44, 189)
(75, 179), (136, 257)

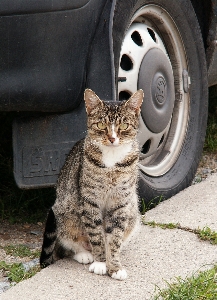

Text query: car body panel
(0, 0), (112, 112)
(0, 0), (90, 15)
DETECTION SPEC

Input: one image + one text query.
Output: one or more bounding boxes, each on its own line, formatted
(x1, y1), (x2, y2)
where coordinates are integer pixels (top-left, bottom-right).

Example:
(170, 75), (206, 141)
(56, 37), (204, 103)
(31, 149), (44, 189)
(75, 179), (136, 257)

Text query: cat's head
(84, 89), (143, 147)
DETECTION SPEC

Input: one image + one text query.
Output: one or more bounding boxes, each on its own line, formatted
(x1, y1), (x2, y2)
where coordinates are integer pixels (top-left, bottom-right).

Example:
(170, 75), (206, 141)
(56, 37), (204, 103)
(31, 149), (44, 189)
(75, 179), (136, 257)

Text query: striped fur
(40, 89), (143, 280)
(40, 209), (57, 267)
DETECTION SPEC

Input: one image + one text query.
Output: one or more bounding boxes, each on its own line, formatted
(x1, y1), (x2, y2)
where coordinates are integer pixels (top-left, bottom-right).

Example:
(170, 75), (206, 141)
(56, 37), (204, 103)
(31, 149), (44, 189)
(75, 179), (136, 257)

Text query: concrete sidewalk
(1, 174), (217, 300)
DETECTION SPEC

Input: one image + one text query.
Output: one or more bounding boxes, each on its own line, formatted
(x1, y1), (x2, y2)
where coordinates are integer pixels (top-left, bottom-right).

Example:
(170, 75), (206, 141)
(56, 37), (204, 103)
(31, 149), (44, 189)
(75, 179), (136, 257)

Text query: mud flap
(13, 104), (86, 189)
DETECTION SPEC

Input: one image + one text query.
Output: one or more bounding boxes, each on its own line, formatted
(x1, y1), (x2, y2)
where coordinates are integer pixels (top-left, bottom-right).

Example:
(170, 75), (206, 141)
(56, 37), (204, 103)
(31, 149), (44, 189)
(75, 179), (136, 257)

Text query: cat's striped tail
(40, 208), (57, 268)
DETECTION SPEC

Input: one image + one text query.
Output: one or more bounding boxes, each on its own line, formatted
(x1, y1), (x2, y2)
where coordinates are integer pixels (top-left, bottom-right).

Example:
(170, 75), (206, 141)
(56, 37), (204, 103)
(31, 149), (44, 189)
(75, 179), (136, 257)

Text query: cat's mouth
(106, 138), (120, 147)
(106, 143), (120, 147)
(107, 135), (120, 146)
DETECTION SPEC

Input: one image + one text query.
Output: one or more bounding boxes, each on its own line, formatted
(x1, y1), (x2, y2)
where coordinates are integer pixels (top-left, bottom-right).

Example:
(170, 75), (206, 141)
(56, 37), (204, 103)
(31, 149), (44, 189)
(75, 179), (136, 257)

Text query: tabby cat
(40, 88), (143, 280)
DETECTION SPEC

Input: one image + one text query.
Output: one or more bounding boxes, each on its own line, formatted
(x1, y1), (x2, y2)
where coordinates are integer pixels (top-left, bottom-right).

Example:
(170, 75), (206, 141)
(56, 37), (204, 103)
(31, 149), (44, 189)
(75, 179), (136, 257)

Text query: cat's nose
(108, 137), (116, 144)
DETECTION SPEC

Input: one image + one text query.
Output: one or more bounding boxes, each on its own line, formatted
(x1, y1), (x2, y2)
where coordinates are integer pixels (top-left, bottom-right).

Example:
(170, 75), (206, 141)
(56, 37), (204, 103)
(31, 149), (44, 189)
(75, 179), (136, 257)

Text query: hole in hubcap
(158, 135), (164, 148)
(147, 28), (157, 42)
(119, 91), (131, 100)
(131, 31), (143, 46)
(141, 139), (151, 154)
(120, 54), (133, 71)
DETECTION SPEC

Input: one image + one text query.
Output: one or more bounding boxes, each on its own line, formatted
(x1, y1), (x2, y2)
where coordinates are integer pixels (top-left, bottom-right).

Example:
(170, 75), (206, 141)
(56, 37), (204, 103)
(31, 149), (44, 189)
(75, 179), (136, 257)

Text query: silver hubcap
(118, 5), (190, 176)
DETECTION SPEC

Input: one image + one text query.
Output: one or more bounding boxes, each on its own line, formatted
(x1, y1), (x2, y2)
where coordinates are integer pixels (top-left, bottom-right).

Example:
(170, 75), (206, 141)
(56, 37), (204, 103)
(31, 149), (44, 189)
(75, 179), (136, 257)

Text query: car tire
(115, 0), (208, 204)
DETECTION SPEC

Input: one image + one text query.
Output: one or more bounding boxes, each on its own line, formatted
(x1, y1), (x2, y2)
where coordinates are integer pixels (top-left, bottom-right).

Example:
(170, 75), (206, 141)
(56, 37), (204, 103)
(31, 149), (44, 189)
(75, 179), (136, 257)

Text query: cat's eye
(97, 122), (107, 130)
(119, 123), (129, 130)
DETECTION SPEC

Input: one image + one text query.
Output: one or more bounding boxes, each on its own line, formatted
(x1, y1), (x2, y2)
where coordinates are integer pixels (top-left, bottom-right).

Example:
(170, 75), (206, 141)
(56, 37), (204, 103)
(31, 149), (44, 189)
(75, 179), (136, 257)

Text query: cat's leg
(104, 203), (138, 280)
(72, 230), (94, 264)
(81, 199), (107, 275)
(63, 239), (94, 265)
(57, 214), (94, 265)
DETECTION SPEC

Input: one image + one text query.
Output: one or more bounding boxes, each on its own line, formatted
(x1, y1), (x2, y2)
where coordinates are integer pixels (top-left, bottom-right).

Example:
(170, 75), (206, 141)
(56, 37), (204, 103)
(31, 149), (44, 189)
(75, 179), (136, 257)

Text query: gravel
(192, 153), (217, 183)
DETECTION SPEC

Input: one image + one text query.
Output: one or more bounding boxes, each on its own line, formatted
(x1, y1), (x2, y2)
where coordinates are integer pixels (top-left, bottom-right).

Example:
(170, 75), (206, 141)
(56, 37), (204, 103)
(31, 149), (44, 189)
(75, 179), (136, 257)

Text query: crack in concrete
(142, 219), (217, 245)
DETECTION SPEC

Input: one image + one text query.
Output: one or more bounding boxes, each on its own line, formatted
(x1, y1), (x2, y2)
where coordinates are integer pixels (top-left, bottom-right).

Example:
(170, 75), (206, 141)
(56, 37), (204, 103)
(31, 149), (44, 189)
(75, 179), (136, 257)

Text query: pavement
(1, 173), (217, 300)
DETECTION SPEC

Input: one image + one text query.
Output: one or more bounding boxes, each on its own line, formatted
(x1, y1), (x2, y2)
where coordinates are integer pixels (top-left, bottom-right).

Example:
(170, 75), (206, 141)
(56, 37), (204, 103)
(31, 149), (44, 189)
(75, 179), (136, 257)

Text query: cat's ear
(125, 89), (144, 115)
(84, 89), (103, 114)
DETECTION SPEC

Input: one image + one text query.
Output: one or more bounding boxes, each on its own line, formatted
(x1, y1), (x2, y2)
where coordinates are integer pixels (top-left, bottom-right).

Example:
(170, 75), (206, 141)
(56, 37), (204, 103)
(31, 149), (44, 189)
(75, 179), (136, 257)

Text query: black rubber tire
(113, 0), (208, 204)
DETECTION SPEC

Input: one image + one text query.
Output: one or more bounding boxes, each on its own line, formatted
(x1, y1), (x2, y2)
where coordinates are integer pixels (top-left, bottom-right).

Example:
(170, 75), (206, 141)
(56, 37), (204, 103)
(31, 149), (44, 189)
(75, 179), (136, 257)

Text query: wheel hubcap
(118, 5), (189, 176)
(139, 47), (175, 133)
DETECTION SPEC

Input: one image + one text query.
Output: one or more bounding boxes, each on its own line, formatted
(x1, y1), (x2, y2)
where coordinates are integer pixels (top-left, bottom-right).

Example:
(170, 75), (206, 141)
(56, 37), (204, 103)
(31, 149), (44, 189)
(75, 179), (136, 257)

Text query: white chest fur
(98, 143), (132, 168)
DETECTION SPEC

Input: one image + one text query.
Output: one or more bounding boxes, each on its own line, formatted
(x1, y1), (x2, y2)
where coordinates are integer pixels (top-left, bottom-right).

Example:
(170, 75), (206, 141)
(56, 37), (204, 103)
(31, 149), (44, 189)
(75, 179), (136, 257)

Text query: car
(1, 0), (217, 204)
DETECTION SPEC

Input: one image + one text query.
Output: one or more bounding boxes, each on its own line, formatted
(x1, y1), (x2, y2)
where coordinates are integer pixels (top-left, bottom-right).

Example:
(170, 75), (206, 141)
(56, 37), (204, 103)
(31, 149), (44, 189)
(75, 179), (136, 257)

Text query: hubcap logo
(155, 76), (166, 104)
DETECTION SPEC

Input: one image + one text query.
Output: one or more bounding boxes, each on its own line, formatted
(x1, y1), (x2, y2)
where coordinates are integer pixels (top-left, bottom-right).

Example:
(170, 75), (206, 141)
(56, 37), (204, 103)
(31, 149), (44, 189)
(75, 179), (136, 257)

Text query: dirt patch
(193, 153), (217, 182)
(0, 222), (43, 264)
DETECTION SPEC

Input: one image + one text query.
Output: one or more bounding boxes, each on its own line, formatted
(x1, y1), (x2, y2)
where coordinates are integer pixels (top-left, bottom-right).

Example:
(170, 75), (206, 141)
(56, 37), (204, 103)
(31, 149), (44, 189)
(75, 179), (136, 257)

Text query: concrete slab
(1, 225), (217, 300)
(1, 174), (217, 300)
(145, 173), (217, 231)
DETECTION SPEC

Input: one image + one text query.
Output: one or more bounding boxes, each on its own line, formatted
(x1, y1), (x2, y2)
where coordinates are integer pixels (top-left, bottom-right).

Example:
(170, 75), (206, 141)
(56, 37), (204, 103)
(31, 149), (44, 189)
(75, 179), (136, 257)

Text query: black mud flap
(13, 104), (86, 189)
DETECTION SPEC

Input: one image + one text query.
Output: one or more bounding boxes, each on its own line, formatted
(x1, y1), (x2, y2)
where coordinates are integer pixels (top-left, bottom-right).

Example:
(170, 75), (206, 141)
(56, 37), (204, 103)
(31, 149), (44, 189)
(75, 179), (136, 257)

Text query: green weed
(0, 261), (40, 283)
(197, 227), (217, 245)
(143, 220), (178, 230)
(153, 265), (217, 300)
(140, 195), (165, 214)
(204, 115), (217, 153)
(2, 244), (40, 259)
(204, 86), (217, 153)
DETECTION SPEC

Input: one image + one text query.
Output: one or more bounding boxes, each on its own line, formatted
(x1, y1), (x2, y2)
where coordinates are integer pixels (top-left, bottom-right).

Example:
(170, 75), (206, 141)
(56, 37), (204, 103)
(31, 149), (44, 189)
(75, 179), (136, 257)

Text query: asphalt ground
(1, 173), (217, 300)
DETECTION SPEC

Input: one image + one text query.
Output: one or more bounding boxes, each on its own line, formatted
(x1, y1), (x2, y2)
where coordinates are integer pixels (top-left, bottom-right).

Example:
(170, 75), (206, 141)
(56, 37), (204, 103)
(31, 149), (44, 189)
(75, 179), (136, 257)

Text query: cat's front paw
(89, 261), (107, 275)
(73, 251), (94, 264)
(111, 269), (127, 281)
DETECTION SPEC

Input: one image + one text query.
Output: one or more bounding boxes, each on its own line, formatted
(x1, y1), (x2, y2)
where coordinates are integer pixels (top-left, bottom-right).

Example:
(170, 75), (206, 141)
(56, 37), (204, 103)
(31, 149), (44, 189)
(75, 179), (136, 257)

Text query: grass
(143, 220), (217, 245)
(0, 183), (55, 224)
(143, 220), (178, 230)
(0, 244), (41, 284)
(140, 195), (165, 214)
(152, 265), (217, 300)
(143, 221), (217, 299)
(2, 244), (40, 259)
(0, 261), (40, 284)
(204, 86), (217, 153)
(204, 115), (217, 152)
(198, 227), (217, 245)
